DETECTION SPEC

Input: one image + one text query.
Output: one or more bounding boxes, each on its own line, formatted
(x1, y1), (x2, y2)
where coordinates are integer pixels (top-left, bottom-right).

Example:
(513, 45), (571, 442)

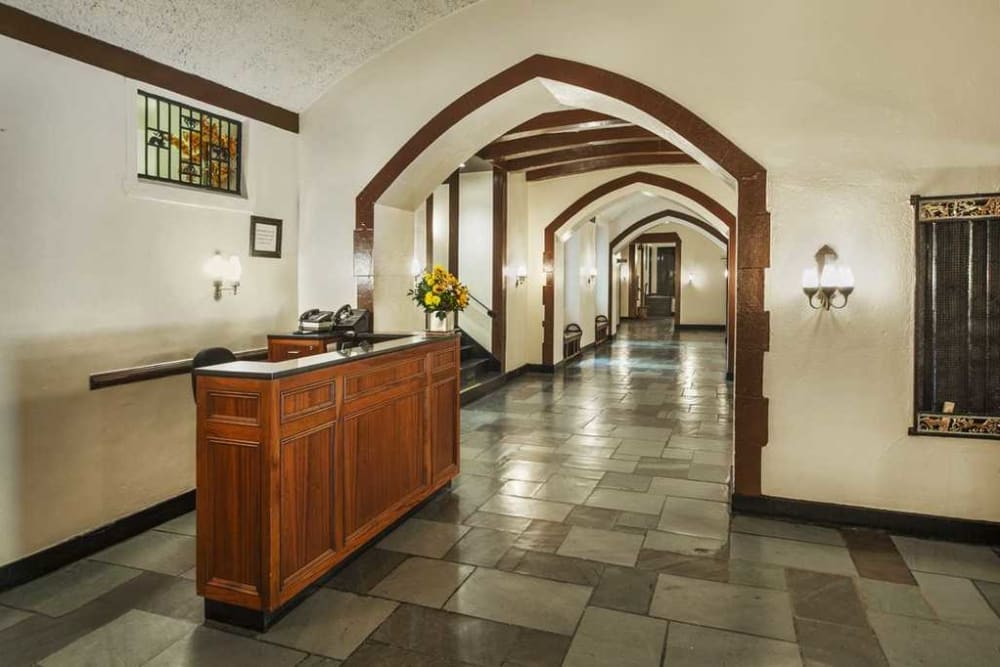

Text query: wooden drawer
(268, 338), (328, 362)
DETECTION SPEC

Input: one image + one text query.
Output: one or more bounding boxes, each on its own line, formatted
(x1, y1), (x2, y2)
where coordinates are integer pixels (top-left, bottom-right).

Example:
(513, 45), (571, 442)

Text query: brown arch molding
(354, 54), (770, 496)
(544, 174), (734, 369)
(607, 209), (728, 343)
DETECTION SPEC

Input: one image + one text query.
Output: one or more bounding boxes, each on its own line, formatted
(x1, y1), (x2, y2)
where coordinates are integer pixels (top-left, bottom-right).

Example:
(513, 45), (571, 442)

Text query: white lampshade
(801, 267), (819, 289)
(516, 265), (528, 279)
(819, 264), (838, 288)
(224, 255), (243, 282)
(838, 265), (855, 289)
(204, 252), (228, 280)
(410, 257), (421, 277)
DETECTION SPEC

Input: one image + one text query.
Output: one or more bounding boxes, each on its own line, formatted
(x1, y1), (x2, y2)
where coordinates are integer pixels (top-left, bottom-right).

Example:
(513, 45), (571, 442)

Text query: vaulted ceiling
(480, 110), (695, 181)
(7, 0), (480, 110)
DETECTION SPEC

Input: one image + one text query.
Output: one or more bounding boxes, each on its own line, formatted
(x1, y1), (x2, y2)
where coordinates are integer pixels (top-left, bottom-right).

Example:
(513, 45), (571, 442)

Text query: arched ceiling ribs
(610, 209), (728, 250)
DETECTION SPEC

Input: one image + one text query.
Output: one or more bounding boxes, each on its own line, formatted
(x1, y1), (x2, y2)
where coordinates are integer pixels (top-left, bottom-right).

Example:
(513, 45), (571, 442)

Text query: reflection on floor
(2, 320), (999, 665)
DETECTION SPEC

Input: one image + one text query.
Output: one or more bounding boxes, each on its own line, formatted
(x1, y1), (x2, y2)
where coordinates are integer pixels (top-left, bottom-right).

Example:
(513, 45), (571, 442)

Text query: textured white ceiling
(10, 0), (480, 110)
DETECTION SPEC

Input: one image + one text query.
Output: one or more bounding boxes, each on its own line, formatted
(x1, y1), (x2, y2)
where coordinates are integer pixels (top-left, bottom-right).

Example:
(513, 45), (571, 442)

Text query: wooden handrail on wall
(89, 348), (267, 390)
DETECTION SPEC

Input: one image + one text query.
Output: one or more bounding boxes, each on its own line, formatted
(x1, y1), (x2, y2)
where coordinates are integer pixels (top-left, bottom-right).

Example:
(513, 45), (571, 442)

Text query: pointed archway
(354, 54), (770, 497)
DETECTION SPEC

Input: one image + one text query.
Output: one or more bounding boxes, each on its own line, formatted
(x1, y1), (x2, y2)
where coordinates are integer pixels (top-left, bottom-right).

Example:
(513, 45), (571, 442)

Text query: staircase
(458, 328), (503, 404)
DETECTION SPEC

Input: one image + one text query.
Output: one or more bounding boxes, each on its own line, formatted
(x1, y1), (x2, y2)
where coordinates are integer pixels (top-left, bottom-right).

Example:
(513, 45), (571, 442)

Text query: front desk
(193, 333), (461, 629)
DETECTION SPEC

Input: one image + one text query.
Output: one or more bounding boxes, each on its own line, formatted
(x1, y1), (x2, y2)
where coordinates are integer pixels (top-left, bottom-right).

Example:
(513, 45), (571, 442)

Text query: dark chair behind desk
(191, 347), (236, 401)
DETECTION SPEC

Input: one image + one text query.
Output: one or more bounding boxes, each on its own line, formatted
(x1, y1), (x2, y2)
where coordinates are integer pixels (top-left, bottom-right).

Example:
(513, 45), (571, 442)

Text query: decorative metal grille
(137, 90), (242, 194)
(913, 193), (1000, 438)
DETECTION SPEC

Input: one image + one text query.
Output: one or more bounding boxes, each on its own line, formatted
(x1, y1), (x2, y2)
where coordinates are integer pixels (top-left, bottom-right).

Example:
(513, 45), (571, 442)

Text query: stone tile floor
(2, 320), (999, 665)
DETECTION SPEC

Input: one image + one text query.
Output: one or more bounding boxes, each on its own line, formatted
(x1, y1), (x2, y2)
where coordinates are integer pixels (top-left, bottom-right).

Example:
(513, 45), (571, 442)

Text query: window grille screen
(913, 193), (1000, 437)
(137, 90), (242, 194)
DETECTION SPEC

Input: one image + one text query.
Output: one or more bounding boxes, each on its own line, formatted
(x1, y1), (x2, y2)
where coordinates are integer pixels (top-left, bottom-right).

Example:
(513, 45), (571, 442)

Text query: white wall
(503, 173), (537, 371)
(295, 0), (1000, 522)
(374, 203), (425, 332)
(457, 172), (493, 350)
(0, 37), (299, 565)
(560, 221), (599, 348)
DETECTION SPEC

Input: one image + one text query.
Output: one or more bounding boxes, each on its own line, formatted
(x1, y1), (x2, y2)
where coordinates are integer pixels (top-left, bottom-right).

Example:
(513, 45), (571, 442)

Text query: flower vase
(427, 312), (455, 333)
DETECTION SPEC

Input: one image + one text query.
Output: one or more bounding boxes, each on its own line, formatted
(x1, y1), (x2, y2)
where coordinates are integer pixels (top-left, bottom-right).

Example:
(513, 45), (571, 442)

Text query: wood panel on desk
(343, 390), (426, 547)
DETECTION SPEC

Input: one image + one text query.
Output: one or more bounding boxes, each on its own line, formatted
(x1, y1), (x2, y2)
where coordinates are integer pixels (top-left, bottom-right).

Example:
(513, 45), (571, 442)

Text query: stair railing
(467, 293), (495, 318)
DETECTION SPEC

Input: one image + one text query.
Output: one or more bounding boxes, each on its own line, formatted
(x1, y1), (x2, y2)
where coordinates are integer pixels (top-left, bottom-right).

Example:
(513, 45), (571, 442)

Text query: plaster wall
(0, 37), (299, 565)
(457, 172), (493, 350)
(298, 0), (1000, 521)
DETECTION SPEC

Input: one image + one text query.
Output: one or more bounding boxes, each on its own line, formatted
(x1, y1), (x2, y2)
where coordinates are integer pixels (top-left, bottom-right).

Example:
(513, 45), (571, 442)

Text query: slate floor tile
(647, 476), (728, 501)
(841, 528), (915, 585)
(326, 548), (408, 593)
(564, 505), (619, 530)
(729, 532), (858, 577)
(912, 570), (1000, 627)
(445, 527), (519, 567)
(370, 557), (475, 608)
(657, 496), (729, 539)
(502, 627), (571, 667)
(731, 515), (845, 546)
(649, 573), (796, 641)
(443, 569), (591, 636)
(643, 530), (726, 557)
(0, 606), (32, 632)
(461, 512), (532, 534)
(892, 535), (1000, 583)
(342, 641), (465, 666)
(0, 560), (142, 617)
(664, 622), (802, 667)
(868, 611), (1000, 667)
(785, 568), (868, 627)
(975, 579), (1000, 616)
(687, 462), (731, 483)
(378, 519), (470, 558)
(154, 511), (197, 537)
(596, 472), (653, 492)
(532, 475), (598, 504)
(38, 609), (195, 667)
(261, 589), (397, 659)
(91, 531), (196, 576)
(857, 578), (935, 619)
(513, 551), (604, 587)
(557, 526), (643, 567)
(513, 521), (571, 553)
(794, 617), (888, 667)
(562, 606), (666, 667)
(589, 566), (657, 614)
(584, 488), (664, 515)
(146, 625), (306, 666)
(372, 603), (520, 665)
(477, 495), (573, 522)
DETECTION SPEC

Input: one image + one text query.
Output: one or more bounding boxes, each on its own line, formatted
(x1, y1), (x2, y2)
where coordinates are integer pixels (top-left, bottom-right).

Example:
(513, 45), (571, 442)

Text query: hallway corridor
(2, 321), (999, 665)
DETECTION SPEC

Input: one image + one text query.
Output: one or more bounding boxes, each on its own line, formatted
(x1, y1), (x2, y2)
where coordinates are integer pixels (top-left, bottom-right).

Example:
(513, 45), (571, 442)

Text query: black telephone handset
(299, 308), (320, 321)
(299, 309), (334, 323)
(334, 304), (353, 324)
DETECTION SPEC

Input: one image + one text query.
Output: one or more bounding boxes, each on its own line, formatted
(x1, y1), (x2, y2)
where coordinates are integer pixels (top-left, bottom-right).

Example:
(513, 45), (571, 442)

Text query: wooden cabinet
(195, 336), (460, 628)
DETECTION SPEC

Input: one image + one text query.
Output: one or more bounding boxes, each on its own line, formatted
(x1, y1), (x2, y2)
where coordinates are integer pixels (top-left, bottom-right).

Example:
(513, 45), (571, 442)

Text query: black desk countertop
(196, 332), (458, 380)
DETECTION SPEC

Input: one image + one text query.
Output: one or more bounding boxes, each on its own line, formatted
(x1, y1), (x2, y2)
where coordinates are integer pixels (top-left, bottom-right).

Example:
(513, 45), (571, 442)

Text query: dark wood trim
(0, 4), (298, 133)
(675, 324), (726, 331)
(480, 126), (658, 160)
(499, 140), (681, 172)
(632, 232), (682, 322)
(491, 167), (508, 370)
(424, 194), (434, 268)
(612, 209), (729, 246)
(89, 348), (267, 390)
(526, 154), (697, 181)
(506, 110), (619, 133)
(732, 493), (1000, 546)
(353, 55), (769, 497)
(0, 490), (195, 591)
(447, 170), (460, 275)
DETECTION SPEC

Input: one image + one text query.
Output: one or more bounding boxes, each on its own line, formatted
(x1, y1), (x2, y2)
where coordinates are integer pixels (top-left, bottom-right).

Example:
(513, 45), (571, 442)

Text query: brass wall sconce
(205, 250), (242, 300)
(802, 245), (854, 310)
(586, 267), (597, 286)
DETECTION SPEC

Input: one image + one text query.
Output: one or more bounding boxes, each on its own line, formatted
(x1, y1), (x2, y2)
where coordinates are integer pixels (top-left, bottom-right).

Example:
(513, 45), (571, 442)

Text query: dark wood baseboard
(90, 348), (267, 390)
(674, 324), (726, 331)
(733, 493), (1000, 545)
(0, 490), (195, 591)
(460, 363), (532, 405)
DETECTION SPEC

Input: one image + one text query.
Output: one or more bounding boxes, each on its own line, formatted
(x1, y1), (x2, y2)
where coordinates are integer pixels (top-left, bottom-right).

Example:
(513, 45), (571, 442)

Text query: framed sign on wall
(250, 216), (282, 258)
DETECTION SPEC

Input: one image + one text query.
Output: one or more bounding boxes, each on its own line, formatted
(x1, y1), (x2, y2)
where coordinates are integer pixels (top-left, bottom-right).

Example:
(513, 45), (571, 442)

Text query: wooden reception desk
(193, 333), (461, 629)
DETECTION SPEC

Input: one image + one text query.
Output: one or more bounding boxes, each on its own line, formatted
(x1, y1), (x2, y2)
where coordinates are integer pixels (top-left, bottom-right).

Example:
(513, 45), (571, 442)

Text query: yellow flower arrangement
(409, 265), (470, 320)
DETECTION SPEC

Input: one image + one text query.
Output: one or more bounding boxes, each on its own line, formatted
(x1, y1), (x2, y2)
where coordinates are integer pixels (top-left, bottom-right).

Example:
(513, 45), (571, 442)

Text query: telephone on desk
(297, 305), (371, 335)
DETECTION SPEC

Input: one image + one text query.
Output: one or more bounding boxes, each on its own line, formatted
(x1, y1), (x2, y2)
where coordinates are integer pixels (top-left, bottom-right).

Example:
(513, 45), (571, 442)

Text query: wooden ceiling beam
(505, 109), (619, 134)
(499, 140), (682, 172)
(480, 126), (659, 160)
(525, 154), (697, 181)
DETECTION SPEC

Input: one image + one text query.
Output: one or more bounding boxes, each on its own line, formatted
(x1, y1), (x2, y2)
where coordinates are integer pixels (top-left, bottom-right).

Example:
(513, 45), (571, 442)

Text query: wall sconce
(802, 245), (854, 310)
(587, 267), (597, 285)
(206, 251), (242, 300)
(514, 265), (527, 287)
(687, 272), (694, 285)
(617, 256), (629, 282)
(410, 257), (422, 278)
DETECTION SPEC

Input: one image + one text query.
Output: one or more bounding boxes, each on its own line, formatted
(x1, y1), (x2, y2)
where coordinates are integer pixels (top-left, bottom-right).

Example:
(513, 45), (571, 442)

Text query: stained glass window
(137, 90), (242, 194)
